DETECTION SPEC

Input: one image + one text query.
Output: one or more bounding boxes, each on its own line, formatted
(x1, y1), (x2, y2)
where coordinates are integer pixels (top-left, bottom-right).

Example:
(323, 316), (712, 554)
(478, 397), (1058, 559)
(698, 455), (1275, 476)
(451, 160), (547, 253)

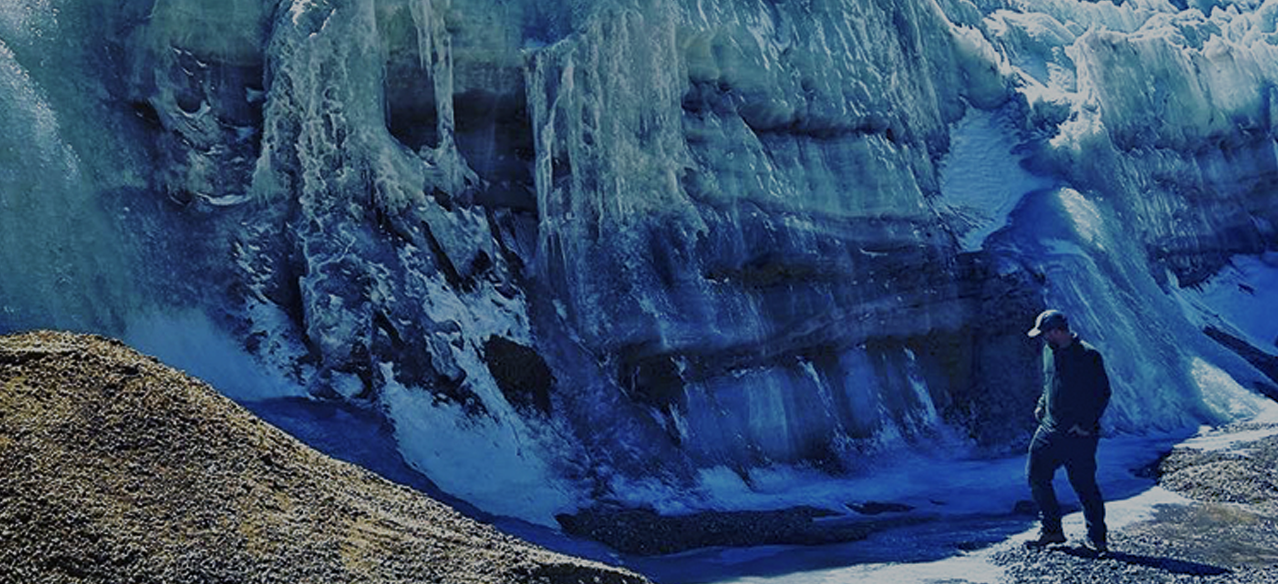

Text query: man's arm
(1076, 351), (1111, 432)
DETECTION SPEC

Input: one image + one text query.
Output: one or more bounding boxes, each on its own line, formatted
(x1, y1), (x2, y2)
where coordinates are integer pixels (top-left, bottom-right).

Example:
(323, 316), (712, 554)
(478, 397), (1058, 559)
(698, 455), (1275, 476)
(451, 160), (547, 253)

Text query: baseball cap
(1027, 309), (1068, 338)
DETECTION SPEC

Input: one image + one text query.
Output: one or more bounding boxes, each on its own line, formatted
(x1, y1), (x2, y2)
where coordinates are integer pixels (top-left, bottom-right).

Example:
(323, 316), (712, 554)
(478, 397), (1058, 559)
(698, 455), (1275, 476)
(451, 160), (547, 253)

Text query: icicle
(525, 49), (555, 223)
(430, 0), (457, 150)
(407, 0), (454, 145)
(407, 0), (474, 194)
(408, 0), (432, 71)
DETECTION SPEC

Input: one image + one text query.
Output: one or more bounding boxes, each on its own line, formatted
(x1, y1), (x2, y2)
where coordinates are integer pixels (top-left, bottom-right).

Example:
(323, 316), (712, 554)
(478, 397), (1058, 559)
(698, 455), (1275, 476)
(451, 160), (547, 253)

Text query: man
(1024, 309), (1112, 553)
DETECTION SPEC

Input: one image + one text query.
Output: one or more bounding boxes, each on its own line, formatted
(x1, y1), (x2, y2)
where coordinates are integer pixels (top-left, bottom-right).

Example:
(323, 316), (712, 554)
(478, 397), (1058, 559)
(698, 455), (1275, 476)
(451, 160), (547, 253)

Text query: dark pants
(1027, 426), (1106, 544)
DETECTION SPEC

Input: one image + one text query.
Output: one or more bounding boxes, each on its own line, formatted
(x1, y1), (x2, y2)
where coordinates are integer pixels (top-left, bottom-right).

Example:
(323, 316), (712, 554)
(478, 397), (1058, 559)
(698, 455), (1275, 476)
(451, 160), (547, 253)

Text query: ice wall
(1, 0), (1276, 524)
(525, 0), (1045, 467)
(998, 0), (1278, 284)
(0, 1), (144, 332)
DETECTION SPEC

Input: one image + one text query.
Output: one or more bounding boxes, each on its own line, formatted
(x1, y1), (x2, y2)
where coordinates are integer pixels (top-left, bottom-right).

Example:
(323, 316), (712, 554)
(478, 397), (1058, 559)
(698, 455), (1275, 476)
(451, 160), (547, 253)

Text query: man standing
(1024, 309), (1112, 553)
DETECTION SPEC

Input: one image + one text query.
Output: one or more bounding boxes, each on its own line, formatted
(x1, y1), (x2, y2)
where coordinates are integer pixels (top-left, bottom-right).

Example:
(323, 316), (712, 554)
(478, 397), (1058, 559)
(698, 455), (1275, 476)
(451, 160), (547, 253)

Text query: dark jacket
(1036, 334), (1111, 434)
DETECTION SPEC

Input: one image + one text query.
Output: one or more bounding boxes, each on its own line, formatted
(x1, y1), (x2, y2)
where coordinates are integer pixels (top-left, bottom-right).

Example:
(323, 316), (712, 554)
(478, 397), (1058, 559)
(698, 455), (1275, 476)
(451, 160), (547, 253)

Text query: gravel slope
(0, 331), (649, 584)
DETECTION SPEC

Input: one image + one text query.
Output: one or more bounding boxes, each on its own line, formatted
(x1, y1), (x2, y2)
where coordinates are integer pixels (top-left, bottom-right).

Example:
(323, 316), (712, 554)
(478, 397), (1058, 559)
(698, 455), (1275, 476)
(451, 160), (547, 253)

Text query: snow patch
(381, 369), (581, 526)
(1192, 357), (1270, 420)
(1174, 253), (1278, 356)
(939, 108), (1052, 251)
(123, 309), (307, 402)
(1057, 187), (1105, 249)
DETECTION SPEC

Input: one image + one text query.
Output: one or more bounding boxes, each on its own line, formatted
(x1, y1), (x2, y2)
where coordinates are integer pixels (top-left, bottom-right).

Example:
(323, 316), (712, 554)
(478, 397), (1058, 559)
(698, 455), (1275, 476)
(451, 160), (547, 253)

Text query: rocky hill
(0, 331), (648, 584)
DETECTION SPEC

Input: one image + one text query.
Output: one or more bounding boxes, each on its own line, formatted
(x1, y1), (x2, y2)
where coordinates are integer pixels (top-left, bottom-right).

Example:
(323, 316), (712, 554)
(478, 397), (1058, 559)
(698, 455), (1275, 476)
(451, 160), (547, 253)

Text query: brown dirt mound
(0, 331), (649, 584)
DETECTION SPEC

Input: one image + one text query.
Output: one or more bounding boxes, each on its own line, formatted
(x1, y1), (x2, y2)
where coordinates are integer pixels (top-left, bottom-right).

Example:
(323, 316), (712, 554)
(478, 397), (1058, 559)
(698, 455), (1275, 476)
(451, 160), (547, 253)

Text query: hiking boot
(1023, 530), (1067, 549)
(1084, 537), (1108, 556)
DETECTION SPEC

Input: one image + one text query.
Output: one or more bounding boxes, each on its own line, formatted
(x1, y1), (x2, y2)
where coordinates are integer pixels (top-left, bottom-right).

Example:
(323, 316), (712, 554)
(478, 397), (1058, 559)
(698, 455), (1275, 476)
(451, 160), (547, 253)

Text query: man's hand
(1067, 424), (1092, 437)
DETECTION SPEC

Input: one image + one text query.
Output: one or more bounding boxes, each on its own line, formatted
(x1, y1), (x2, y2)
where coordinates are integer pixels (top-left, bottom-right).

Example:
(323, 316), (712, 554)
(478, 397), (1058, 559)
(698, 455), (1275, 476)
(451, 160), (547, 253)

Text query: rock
(555, 504), (935, 556)
(848, 501), (916, 515)
(482, 336), (555, 415)
(1012, 499), (1038, 516)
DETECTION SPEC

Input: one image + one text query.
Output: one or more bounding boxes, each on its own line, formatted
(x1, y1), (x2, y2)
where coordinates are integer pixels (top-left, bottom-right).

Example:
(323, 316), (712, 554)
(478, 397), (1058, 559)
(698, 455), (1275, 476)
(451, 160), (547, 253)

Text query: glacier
(2, 0), (1277, 567)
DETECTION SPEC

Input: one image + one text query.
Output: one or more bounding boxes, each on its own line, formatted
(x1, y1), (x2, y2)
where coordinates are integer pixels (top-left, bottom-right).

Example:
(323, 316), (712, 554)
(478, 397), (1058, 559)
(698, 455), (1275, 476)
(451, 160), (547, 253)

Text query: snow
(382, 369), (582, 526)
(616, 427), (1197, 583)
(939, 108), (1054, 251)
(1192, 356), (1272, 421)
(625, 412), (1278, 584)
(1056, 187), (1105, 249)
(1179, 399), (1278, 451)
(0, 0), (55, 46)
(1173, 252), (1278, 356)
(742, 552), (1006, 584)
(123, 310), (308, 403)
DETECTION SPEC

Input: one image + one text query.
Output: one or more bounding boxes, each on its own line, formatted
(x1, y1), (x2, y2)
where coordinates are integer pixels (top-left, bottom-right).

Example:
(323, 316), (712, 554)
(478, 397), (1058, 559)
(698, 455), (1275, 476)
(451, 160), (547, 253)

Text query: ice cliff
(2, 0), (1277, 525)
